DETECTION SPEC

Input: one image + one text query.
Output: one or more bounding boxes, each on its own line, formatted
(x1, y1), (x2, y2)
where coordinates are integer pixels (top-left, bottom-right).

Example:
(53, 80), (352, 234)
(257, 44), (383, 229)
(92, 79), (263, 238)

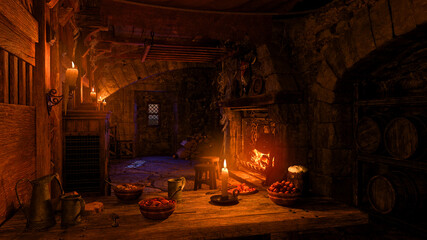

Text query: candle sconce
(47, 61), (78, 115)
(46, 88), (74, 115)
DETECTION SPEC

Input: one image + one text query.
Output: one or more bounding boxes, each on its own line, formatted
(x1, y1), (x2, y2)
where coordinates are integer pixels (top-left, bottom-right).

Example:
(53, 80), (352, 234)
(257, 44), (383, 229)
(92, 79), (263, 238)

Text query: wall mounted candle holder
(46, 89), (74, 115)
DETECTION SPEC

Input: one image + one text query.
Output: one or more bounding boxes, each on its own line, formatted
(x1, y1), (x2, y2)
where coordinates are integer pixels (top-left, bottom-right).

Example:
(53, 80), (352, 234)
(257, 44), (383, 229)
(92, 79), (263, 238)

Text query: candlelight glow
(72, 61), (75, 68)
(91, 87), (95, 93)
(223, 159), (227, 168)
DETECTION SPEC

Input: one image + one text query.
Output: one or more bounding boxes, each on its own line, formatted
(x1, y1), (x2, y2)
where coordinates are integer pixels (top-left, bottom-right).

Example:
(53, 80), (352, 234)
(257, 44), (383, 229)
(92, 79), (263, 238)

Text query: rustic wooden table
(0, 190), (368, 240)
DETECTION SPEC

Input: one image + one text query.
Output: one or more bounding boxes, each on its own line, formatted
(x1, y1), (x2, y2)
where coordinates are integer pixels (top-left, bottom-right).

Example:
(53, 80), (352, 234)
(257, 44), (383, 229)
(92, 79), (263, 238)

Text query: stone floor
(109, 156), (241, 194)
(109, 157), (425, 240)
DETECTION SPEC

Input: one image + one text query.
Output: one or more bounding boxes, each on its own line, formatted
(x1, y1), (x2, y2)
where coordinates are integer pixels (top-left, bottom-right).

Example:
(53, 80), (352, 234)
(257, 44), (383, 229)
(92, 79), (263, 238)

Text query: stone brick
(121, 62), (138, 84)
(314, 148), (353, 176)
(265, 74), (282, 92)
(277, 123), (308, 148)
(369, 0), (393, 47)
(412, 0), (427, 25)
(310, 172), (332, 197)
(256, 44), (271, 61)
(350, 7), (376, 60)
(311, 82), (335, 103)
(313, 101), (352, 123)
(315, 122), (353, 149)
(315, 123), (336, 148)
(316, 61), (338, 91)
(389, 0), (417, 36)
(322, 38), (347, 77)
(260, 56), (276, 76)
(337, 28), (359, 69)
(277, 73), (300, 91)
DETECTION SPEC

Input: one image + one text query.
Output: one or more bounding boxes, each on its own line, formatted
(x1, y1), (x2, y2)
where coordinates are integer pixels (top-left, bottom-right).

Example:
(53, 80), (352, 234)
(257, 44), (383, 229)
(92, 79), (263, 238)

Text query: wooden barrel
(367, 172), (418, 215)
(384, 116), (427, 159)
(356, 116), (387, 154)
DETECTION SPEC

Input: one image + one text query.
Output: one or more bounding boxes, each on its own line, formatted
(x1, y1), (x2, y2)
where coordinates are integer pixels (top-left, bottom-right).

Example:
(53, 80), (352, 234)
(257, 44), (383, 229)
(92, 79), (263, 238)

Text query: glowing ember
(250, 149), (274, 170)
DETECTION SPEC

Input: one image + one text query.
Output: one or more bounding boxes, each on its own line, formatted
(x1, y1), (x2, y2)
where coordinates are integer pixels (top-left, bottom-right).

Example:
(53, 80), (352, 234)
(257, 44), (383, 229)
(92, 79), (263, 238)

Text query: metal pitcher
(168, 177), (186, 202)
(15, 173), (64, 230)
(61, 194), (85, 227)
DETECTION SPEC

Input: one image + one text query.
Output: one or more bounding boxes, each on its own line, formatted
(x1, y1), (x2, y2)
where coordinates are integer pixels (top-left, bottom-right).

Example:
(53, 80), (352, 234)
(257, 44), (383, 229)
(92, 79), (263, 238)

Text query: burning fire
(250, 149), (274, 170)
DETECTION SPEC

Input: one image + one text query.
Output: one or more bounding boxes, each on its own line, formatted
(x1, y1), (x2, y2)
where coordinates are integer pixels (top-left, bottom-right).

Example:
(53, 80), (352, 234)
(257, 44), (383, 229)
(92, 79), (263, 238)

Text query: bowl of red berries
(138, 197), (176, 220)
(267, 181), (301, 206)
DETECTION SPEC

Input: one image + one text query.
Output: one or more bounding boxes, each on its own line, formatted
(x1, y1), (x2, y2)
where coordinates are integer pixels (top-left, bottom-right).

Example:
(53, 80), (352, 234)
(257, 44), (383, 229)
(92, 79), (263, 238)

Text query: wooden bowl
(113, 183), (145, 201)
(138, 198), (176, 220)
(267, 189), (301, 206)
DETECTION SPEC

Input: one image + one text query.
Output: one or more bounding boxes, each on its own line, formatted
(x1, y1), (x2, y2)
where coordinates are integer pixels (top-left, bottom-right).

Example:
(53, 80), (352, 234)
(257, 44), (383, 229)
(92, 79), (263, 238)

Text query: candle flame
(72, 61), (75, 68)
(91, 87), (95, 92)
(223, 159), (227, 168)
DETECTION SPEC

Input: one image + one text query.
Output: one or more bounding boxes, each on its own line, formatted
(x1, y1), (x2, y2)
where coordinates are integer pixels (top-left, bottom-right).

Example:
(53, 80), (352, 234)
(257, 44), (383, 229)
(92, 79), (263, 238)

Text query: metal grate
(148, 103), (160, 126)
(64, 136), (100, 193)
(148, 104), (159, 114)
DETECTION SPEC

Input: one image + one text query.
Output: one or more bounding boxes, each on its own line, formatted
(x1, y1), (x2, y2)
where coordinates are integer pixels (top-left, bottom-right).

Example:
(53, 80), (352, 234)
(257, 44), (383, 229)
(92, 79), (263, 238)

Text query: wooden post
(34, 0), (51, 177)
(18, 60), (26, 105)
(27, 65), (33, 106)
(50, 3), (63, 196)
(0, 49), (8, 103)
(9, 55), (18, 104)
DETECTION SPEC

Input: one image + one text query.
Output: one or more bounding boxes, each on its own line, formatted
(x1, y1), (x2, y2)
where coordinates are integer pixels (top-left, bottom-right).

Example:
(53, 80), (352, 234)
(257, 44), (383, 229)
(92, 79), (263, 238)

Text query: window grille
(148, 103), (159, 126)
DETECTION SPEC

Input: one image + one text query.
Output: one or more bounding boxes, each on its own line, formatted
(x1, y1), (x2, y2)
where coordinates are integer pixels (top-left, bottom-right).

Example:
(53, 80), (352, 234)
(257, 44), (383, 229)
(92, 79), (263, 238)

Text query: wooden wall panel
(9, 55), (18, 104)
(0, 15), (36, 66)
(18, 60), (26, 105)
(26, 65), (33, 106)
(0, 49), (8, 103)
(0, 103), (36, 224)
(0, 0), (38, 43)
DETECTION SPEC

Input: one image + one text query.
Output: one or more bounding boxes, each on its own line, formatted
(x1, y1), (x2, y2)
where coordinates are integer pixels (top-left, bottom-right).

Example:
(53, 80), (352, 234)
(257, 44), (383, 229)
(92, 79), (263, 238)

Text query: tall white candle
(65, 62), (78, 89)
(221, 159), (229, 198)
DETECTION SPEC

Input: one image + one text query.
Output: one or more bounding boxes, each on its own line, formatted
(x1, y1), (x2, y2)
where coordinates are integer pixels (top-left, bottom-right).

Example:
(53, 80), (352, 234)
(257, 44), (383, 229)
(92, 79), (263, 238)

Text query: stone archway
(95, 59), (215, 100)
(274, 0), (427, 204)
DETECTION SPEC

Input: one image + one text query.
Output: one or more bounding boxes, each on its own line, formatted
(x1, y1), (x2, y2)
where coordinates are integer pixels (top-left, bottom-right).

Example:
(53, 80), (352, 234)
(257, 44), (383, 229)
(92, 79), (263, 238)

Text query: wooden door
(135, 91), (176, 156)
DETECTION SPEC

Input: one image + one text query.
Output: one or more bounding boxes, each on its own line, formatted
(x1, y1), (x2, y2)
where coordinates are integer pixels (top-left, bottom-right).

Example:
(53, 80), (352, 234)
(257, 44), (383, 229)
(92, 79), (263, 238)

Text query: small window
(148, 103), (159, 126)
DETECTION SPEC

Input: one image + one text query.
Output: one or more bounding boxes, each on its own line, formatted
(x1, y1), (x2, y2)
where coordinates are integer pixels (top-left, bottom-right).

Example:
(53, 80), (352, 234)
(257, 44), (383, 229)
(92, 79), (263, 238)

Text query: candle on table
(221, 159), (229, 199)
(65, 62), (78, 90)
(90, 87), (97, 102)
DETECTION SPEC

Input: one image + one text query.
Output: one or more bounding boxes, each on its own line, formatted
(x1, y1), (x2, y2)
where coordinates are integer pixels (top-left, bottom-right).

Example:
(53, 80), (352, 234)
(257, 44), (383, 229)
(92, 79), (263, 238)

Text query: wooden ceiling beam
(152, 44), (226, 51)
(149, 49), (226, 54)
(145, 59), (212, 63)
(146, 57), (215, 61)
(148, 52), (223, 57)
(141, 45), (151, 63)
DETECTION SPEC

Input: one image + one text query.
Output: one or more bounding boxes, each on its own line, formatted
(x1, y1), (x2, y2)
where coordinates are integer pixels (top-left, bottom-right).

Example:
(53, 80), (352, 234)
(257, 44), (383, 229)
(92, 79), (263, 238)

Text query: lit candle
(90, 87), (97, 102)
(221, 159), (229, 199)
(65, 62), (78, 90)
(102, 99), (107, 106)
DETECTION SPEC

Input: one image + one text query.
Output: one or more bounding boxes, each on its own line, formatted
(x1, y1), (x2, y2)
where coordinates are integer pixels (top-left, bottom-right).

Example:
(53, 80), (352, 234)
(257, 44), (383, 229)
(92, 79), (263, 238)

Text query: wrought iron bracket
(46, 89), (73, 115)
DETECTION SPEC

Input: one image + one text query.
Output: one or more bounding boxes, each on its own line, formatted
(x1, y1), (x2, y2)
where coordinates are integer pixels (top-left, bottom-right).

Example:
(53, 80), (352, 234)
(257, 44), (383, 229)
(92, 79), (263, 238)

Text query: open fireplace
(233, 110), (285, 186)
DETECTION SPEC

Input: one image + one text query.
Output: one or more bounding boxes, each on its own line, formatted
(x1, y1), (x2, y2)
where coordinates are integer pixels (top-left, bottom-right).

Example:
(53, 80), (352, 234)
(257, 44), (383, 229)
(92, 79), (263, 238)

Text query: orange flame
(250, 149), (273, 170)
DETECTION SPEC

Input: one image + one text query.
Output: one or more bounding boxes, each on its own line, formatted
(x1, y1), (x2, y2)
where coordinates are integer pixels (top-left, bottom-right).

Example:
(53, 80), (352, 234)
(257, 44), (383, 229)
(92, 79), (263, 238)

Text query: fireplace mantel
(219, 91), (303, 110)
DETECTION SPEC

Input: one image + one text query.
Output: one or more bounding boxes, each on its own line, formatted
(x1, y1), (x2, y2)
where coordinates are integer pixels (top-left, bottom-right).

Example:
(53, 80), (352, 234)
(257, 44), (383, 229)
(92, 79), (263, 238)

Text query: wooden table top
(0, 190), (368, 240)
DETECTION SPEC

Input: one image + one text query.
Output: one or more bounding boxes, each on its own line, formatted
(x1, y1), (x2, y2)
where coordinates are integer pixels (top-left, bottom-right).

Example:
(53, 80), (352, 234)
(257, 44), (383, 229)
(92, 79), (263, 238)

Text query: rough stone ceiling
(79, 0), (323, 99)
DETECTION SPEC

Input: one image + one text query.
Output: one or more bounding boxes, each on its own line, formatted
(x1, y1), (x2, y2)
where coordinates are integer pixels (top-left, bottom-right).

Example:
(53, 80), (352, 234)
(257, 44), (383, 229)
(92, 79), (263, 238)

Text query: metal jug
(60, 194), (85, 227)
(168, 177), (186, 202)
(15, 173), (64, 230)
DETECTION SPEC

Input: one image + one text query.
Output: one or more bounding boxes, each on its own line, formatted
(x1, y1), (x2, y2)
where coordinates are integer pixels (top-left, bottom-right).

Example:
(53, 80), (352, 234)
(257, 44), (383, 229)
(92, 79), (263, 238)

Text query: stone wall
(274, 0), (427, 204)
(105, 67), (218, 156)
(217, 0), (427, 204)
